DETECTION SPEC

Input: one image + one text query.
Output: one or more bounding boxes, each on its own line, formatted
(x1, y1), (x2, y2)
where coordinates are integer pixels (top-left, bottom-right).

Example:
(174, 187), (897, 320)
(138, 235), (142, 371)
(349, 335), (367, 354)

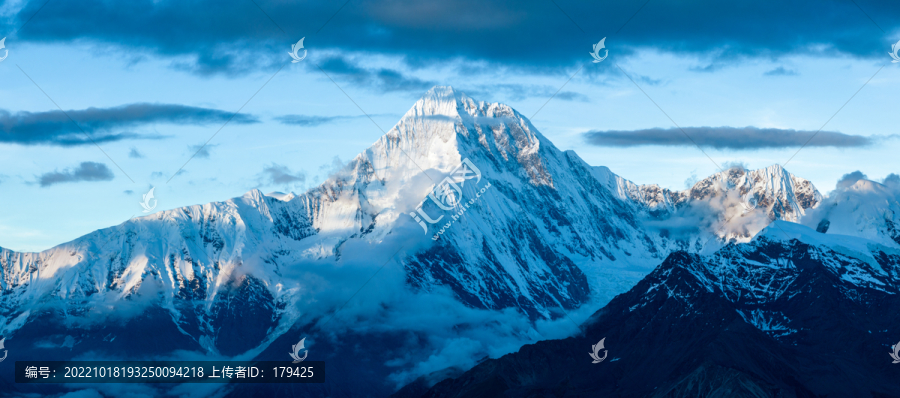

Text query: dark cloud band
(38, 162), (114, 187)
(274, 113), (398, 127)
(0, 103), (258, 146)
(5, 0), (898, 75)
(583, 126), (872, 150)
(275, 115), (354, 127)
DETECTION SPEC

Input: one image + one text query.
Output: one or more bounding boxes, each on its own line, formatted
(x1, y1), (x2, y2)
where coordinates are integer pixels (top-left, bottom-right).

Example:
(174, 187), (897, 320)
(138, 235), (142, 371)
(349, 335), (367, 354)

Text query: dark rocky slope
(408, 223), (900, 397)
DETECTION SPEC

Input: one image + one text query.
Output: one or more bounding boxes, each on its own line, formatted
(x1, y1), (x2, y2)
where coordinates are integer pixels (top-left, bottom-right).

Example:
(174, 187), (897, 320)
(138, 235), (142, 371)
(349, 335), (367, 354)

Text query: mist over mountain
(1, 87), (893, 397)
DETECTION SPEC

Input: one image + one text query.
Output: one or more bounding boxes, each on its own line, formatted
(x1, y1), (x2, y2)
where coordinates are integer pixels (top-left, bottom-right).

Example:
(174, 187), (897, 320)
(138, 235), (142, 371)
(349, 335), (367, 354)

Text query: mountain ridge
(2, 86), (889, 398)
(0, 86), (835, 340)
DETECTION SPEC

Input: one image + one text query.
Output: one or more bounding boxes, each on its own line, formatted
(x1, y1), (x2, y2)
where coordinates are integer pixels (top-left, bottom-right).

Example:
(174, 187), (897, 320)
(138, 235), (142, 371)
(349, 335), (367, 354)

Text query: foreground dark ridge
(403, 222), (900, 397)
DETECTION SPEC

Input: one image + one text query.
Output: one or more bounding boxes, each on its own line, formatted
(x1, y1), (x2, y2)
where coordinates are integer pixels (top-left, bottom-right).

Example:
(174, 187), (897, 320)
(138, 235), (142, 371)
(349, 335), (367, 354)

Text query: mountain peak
(367, 86), (557, 190)
(761, 163), (786, 172)
(605, 163), (821, 222)
(404, 85), (477, 120)
(686, 163), (821, 219)
(424, 85), (459, 98)
(701, 163), (789, 186)
(847, 178), (888, 193)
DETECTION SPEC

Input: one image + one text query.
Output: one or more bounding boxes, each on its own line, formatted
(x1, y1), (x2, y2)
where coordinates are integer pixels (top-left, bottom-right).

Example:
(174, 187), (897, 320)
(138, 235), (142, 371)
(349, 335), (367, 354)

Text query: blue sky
(1, 0), (899, 251)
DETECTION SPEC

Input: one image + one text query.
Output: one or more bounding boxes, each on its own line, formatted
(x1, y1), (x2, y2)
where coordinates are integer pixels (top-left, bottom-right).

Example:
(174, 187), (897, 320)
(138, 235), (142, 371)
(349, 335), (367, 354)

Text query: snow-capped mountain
(0, 86), (883, 397)
(0, 88), (833, 339)
(409, 221), (900, 397)
(592, 163), (822, 247)
(0, 87), (677, 396)
(1, 86), (670, 340)
(801, 178), (900, 248)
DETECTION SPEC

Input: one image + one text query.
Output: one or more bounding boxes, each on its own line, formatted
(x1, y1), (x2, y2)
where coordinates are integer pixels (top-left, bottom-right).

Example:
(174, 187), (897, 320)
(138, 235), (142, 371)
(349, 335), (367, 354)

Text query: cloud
(636, 75), (662, 86)
(317, 56), (438, 93)
(723, 161), (749, 171)
(764, 66), (799, 76)
(883, 173), (900, 190)
(258, 163), (306, 186)
(314, 56), (593, 98)
(684, 170), (699, 189)
(38, 162), (115, 187)
(274, 113), (395, 127)
(640, 181), (774, 244)
(128, 147), (144, 158)
(0, 103), (258, 146)
(275, 115), (352, 127)
(690, 62), (726, 73)
(583, 126), (872, 150)
(464, 83), (589, 102)
(553, 90), (591, 101)
(151, 170), (185, 179)
(8, 0), (898, 75)
(263, 228), (584, 390)
(836, 170), (867, 189)
(317, 156), (348, 180)
(188, 143), (217, 159)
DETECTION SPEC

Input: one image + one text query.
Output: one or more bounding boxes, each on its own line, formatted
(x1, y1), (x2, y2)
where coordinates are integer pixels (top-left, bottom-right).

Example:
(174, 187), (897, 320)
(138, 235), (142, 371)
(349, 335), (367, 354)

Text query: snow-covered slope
(801, 179), (900, 248)
(0, 87), (666, 346)
(667, 220), (900, 310)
